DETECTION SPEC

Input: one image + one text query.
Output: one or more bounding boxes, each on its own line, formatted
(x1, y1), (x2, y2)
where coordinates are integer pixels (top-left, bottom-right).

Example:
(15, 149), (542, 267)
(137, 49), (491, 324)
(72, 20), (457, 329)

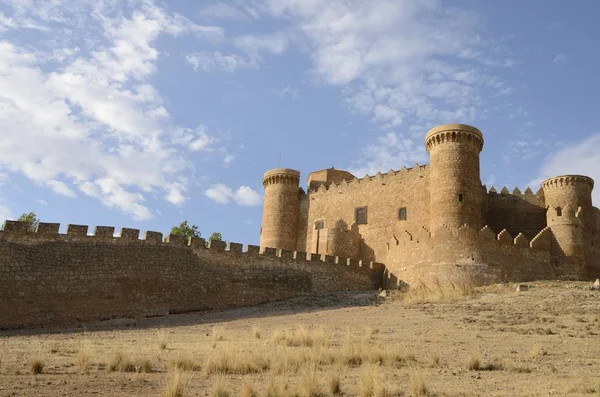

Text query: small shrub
(169, 355), (200, 371)
(76, 348), (90, 374)
(29, 357), (44, 375)
(108, 351), (153, 373)
(467, 355), (481, 371)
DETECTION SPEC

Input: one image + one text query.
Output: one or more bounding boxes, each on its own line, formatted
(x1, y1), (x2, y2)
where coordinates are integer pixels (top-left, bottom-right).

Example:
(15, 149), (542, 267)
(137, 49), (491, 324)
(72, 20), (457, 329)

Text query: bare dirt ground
(1, 281), (599, 397)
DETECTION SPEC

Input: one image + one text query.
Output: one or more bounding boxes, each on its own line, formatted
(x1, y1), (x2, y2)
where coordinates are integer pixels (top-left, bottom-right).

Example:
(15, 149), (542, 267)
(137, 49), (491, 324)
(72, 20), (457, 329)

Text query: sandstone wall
(299, 165), (431, 261)
(484, 188), (546, 239)
(0, 222), (384, 329)
(384, 225), (556, 287)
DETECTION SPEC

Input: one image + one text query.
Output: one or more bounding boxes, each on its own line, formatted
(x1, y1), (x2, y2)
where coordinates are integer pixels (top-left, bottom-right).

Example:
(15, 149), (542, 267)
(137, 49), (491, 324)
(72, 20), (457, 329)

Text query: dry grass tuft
(210, 376), (231, 397)
(204, 343), (270, 375)
(329, 373), (341, 395)
(399, 278), (474, 304)
(358, 364), (393, 397)
(272, 326), (327, 348)
(264, 376), (289, 397)
(251, 326), (261, 340)
(212, 327), (225, 348)
(297, 362), (320, 397)
(162, 370), (188, 397)
(408, 370), (430, 397)
(76, 341), (91, 374)
(108, 351), (153, 373)
(169, 355), (200, 371)
(466, 354), (503, 371)
(426, 352), (440, 368)
(158, 329), (168, 350)
(239, 381), (258, 397)
(528, 344), (548, 358)
(28, 357), (44, 375)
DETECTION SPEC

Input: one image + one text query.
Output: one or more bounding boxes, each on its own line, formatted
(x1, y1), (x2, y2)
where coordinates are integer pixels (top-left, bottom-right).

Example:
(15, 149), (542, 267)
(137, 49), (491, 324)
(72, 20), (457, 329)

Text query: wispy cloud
(0, 1), (230, 220)
(272, 85), (299, 99)
(205, 184), (261, 206)
(185, 51), (256, 73)
(553, 53), (571, 65)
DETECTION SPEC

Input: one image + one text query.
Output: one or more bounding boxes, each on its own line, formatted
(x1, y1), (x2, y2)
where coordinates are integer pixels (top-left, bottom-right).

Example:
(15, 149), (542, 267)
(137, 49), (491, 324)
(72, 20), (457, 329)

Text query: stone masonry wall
(384, 225), (556, 287)
(484, 187), (546, 239)
(0, 222), (384, 329)
(299, 165), (430, 261)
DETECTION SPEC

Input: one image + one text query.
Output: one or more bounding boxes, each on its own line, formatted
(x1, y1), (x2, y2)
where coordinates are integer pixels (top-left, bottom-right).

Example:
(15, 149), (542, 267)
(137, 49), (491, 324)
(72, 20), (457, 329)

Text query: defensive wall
(382, 224), (556, 288)
(0, 221), (385, 329)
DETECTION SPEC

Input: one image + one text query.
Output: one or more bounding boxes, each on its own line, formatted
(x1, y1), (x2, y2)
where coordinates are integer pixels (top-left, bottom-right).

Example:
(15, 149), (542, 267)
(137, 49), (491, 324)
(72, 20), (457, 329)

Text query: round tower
(260, 168), (301, 250)
(541, 175), (594, 270)
(425, 124), (484, 234)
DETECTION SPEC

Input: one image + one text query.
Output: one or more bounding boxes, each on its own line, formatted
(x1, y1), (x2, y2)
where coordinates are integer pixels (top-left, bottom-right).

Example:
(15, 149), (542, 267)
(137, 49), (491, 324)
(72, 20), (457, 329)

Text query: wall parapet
(308, 164), (429, 195)
(388, 223), (551, 253)
(0, 221), (384, 277)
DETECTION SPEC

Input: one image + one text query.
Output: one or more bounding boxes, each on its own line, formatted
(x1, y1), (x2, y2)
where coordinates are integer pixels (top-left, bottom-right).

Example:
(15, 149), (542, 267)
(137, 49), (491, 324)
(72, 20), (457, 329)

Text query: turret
(260, 168), (301, 251)
(425, 124), (484, 234)
(541, 175), (594, 275)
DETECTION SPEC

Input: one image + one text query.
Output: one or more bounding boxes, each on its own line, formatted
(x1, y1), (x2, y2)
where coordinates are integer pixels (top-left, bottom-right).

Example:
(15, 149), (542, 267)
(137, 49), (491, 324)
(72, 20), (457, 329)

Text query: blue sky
(1, 0), (599, 245)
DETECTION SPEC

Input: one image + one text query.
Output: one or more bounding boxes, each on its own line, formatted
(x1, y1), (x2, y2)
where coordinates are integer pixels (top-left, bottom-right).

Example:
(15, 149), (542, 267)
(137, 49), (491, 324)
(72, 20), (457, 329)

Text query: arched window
(556, 207), (562, 217)
(458, 193), (464, 202)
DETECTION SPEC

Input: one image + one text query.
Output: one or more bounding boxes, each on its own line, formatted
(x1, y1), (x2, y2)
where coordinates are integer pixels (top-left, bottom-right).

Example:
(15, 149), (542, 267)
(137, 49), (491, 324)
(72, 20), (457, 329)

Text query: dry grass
(75, 340), (92, 374)
(272, 326), (326, 348)
(108, 350), (153, 373)
(426, 352), (440, 368)
(297, 363), (320, 397)
(239, 381), (257, 397)
(397, 278), (474, 304)
(212, 327), (224, 348)
(204, 343), (270, 375)
(162, 370), (187, 397)
(358, 364), (393, 397)
(252, 326), (261, 339)
(210, 376), (231, 397)
(408, 370), (430, 397)
(28, 357), (44, 374)
(528, 344), (548, 358)
(169, 354), (200, 372)
(157, 329), (168, 350)
(329, 372), (341, 395)
(466, 354), (503, 371)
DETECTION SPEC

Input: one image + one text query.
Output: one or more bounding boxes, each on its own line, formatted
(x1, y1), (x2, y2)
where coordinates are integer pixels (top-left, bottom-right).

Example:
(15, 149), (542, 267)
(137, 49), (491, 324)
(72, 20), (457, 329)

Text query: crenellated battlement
(387, 223), (551, 252)
(486, 185), (544, 199)
(307, 164), (429, 194)
(541, 175), (594, 190)
(424, 123), (484, 153)
(0, 221), (383, 273)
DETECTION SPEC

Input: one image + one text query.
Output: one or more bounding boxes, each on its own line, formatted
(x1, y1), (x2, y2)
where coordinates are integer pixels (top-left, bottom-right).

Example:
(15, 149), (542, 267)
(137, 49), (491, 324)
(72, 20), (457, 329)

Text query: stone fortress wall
(0, 221), (384, 329)
(260, 124), (600, 286)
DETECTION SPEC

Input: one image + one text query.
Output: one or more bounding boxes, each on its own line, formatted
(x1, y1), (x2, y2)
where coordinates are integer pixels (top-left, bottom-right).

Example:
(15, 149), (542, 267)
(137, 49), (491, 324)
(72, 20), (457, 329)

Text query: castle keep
(260, 124), (600, 285)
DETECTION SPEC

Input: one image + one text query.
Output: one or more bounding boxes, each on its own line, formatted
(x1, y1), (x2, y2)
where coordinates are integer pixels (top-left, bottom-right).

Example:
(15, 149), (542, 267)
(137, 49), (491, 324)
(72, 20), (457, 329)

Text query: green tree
(18, 212), (40, 232)
(169, 221), (201, 239)
(208, 232), (223, 243)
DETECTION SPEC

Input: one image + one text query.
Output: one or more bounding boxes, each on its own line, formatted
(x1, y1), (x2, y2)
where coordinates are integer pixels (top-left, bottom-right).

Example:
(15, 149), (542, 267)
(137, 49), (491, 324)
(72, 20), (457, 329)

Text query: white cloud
(534, 133), (600, 204)
(272, 85), (299, 99)
(205, 184), (261, 206)
(185, 51), (256, 73)
(233, 31), (288, 60)
(261, 0), (514, 172)
(0, 1), (229, 220)
(35, 199), (48, 206)
(553, 53), (571, 65)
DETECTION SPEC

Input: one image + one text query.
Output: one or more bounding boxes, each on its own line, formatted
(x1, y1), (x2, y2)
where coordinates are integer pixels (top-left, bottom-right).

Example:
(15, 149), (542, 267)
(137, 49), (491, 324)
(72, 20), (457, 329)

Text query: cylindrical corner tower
(260, 168), (301, 250)
(425, 124), (484, 234)
(541, 175), (594, 269)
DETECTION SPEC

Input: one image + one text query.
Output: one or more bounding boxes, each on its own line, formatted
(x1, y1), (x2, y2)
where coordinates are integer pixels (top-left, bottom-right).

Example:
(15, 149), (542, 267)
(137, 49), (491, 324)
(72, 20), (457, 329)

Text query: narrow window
(458, 193), (464, 202)
(356, 207), (368, 225)
(398, 207), (407, 221)
(314, 220), (324, 230)
(556, 207), (562, 217)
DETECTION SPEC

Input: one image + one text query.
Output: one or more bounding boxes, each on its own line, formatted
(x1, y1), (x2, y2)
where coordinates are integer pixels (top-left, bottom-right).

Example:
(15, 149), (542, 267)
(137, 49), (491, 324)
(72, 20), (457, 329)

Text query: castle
(260, 124), (600, 285)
